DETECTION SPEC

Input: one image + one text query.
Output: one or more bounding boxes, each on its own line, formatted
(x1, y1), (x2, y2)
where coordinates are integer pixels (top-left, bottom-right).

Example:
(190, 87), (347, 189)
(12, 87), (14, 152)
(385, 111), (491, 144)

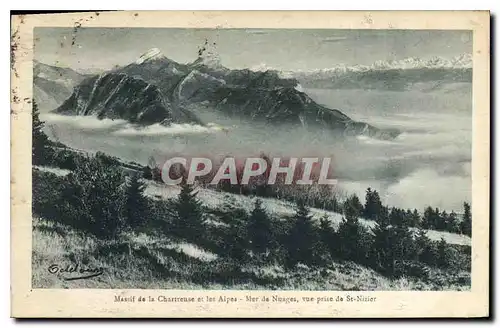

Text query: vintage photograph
(31, 26), (473, 290)
(11, 11), (490, 318)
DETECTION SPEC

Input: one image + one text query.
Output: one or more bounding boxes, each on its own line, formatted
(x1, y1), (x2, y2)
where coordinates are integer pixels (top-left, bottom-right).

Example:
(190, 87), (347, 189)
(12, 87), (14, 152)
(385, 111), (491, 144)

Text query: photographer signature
(48, 263), (104, 281)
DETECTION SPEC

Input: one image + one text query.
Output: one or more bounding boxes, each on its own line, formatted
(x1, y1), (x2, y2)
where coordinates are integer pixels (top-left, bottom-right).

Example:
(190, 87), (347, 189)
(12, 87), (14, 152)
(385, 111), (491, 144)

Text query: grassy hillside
(35, 165), (471, 247)
(32, 218), (469, 290)
(144, 181), (471, 247)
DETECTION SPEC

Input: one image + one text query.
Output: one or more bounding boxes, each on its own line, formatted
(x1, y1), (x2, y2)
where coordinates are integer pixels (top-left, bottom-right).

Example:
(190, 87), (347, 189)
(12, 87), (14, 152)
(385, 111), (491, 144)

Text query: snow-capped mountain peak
(135, 48), (164, 64)
(250, 53), (473, 77)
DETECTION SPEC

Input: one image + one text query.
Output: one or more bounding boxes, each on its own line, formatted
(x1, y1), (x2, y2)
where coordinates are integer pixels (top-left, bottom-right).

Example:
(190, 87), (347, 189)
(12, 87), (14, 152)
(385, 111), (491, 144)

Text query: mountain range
(264, 54), (473, 90)
(33, 60), (87, 111)
(34, 49), (418, 139)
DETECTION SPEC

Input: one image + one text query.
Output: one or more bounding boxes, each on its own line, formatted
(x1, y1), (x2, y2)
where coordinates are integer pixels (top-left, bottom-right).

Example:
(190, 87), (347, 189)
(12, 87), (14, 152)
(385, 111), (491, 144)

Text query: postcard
(10, 10), (490, 318)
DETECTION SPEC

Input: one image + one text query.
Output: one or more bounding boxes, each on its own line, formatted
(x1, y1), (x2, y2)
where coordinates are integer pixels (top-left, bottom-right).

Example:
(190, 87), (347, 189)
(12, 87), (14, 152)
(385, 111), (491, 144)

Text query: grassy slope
(32, 218), (470, 290)
(34, 164), (472, 247)
(144, 181), (472, 246)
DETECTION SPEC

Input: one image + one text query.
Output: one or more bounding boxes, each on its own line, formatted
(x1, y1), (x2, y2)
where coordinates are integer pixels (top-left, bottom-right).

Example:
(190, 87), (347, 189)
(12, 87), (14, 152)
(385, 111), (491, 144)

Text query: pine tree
(389, 207), (404, 226)
(317, 215), (340, 261)
(337, 214), (372, 265)
(285, 201), (317, 267)
(372, 217), (414, 276)
(435, 210), (448, 231)
(376, 204), (391, 227)
(460, 202), (472, 236)
(446, 211), (460, 233)
(372, 203), (412, 275)
(219, 195), (249, 263)
(343, 194), (364, 219)
(437, 238), (451, 268)
(371, 209), (392, 272)
(172, 183), (205, 240)
(124, 174), (149, 229)
(391, 224), (416, 272)
(415, 228), (437, 267)
(247, 199), (274, 256)
(434, 207), (444, 231)
(32, 101), (52, 165)
(364, 188), (382, 220)
(422, 206), (434, 229)
(410, 209), (421, 227)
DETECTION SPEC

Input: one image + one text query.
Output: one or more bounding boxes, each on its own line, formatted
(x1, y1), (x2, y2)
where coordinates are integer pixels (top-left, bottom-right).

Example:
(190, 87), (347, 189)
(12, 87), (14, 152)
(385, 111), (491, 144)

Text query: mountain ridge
(250, 54), (472, 91)
(33, 60), (87, 110)
(48, 49), (400, 139)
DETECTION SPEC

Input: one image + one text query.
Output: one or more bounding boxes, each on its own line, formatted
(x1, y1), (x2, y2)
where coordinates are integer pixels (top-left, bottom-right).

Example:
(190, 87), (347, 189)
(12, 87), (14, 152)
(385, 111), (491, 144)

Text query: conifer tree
(414, 228), (437, 267)
(364, 188), (383, 220)
(343, 194), (364, 219)
(219, 195), (249, 263)
(371, 209), (393, 272)
(434, 207), (443, 230)
(460, 202), (472, 236)
(247, 199), (273, 256)
(317, 215), (340, 261)
(32, 101), (51, 165)
(422, 206), (434, 229)
(337, 212), (372, 265)
(124, 174), (149, 229)
(172, 182), (205, 240)
(389, 207), (403, 226)
(391, 223), (415, 267)
(446, 211), (460, 233)
(435, 210), (447, 231)
(285, 201), (317, 267)
(373, 204), (415, 276)
(437, 237), (451, 268)
(410, 209), (421, 227)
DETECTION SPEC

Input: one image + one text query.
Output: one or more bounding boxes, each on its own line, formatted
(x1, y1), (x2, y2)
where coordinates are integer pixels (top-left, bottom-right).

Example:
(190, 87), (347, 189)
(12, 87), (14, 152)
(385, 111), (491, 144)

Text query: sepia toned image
(11, 11), (490, 318)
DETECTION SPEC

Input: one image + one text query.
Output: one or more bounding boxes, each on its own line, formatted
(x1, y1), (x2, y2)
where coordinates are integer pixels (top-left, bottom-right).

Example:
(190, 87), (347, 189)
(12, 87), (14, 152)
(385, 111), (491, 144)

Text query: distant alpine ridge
(43, 48), (405, 139)
(256, 53), (473, 90)
(33, 60), (87, 110)
(279, 53), (473, 75)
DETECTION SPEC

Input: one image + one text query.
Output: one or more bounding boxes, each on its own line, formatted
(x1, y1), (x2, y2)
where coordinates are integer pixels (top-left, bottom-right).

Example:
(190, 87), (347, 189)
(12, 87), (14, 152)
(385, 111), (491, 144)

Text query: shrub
(58, 155), (126, 239)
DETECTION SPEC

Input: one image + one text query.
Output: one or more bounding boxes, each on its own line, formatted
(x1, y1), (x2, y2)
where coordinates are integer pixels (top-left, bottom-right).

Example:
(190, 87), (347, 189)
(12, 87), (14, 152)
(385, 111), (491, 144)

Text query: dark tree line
(141, 158), (471, 236)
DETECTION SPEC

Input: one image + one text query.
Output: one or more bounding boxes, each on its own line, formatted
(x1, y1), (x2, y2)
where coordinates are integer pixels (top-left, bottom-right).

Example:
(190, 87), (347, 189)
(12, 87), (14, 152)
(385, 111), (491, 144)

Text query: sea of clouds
(41, 83), (471, 212)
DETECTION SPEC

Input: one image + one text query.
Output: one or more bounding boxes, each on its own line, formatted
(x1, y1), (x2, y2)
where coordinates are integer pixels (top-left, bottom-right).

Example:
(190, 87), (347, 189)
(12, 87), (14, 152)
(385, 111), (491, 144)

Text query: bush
(61, 155), (126, 238)
(32, 169), (66, 220)
(34, 153), (128, 239)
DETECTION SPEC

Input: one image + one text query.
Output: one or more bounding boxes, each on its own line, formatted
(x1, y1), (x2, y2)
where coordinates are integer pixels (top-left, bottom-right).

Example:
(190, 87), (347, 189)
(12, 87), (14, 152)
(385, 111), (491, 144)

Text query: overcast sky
(34, 28), (472, 72)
